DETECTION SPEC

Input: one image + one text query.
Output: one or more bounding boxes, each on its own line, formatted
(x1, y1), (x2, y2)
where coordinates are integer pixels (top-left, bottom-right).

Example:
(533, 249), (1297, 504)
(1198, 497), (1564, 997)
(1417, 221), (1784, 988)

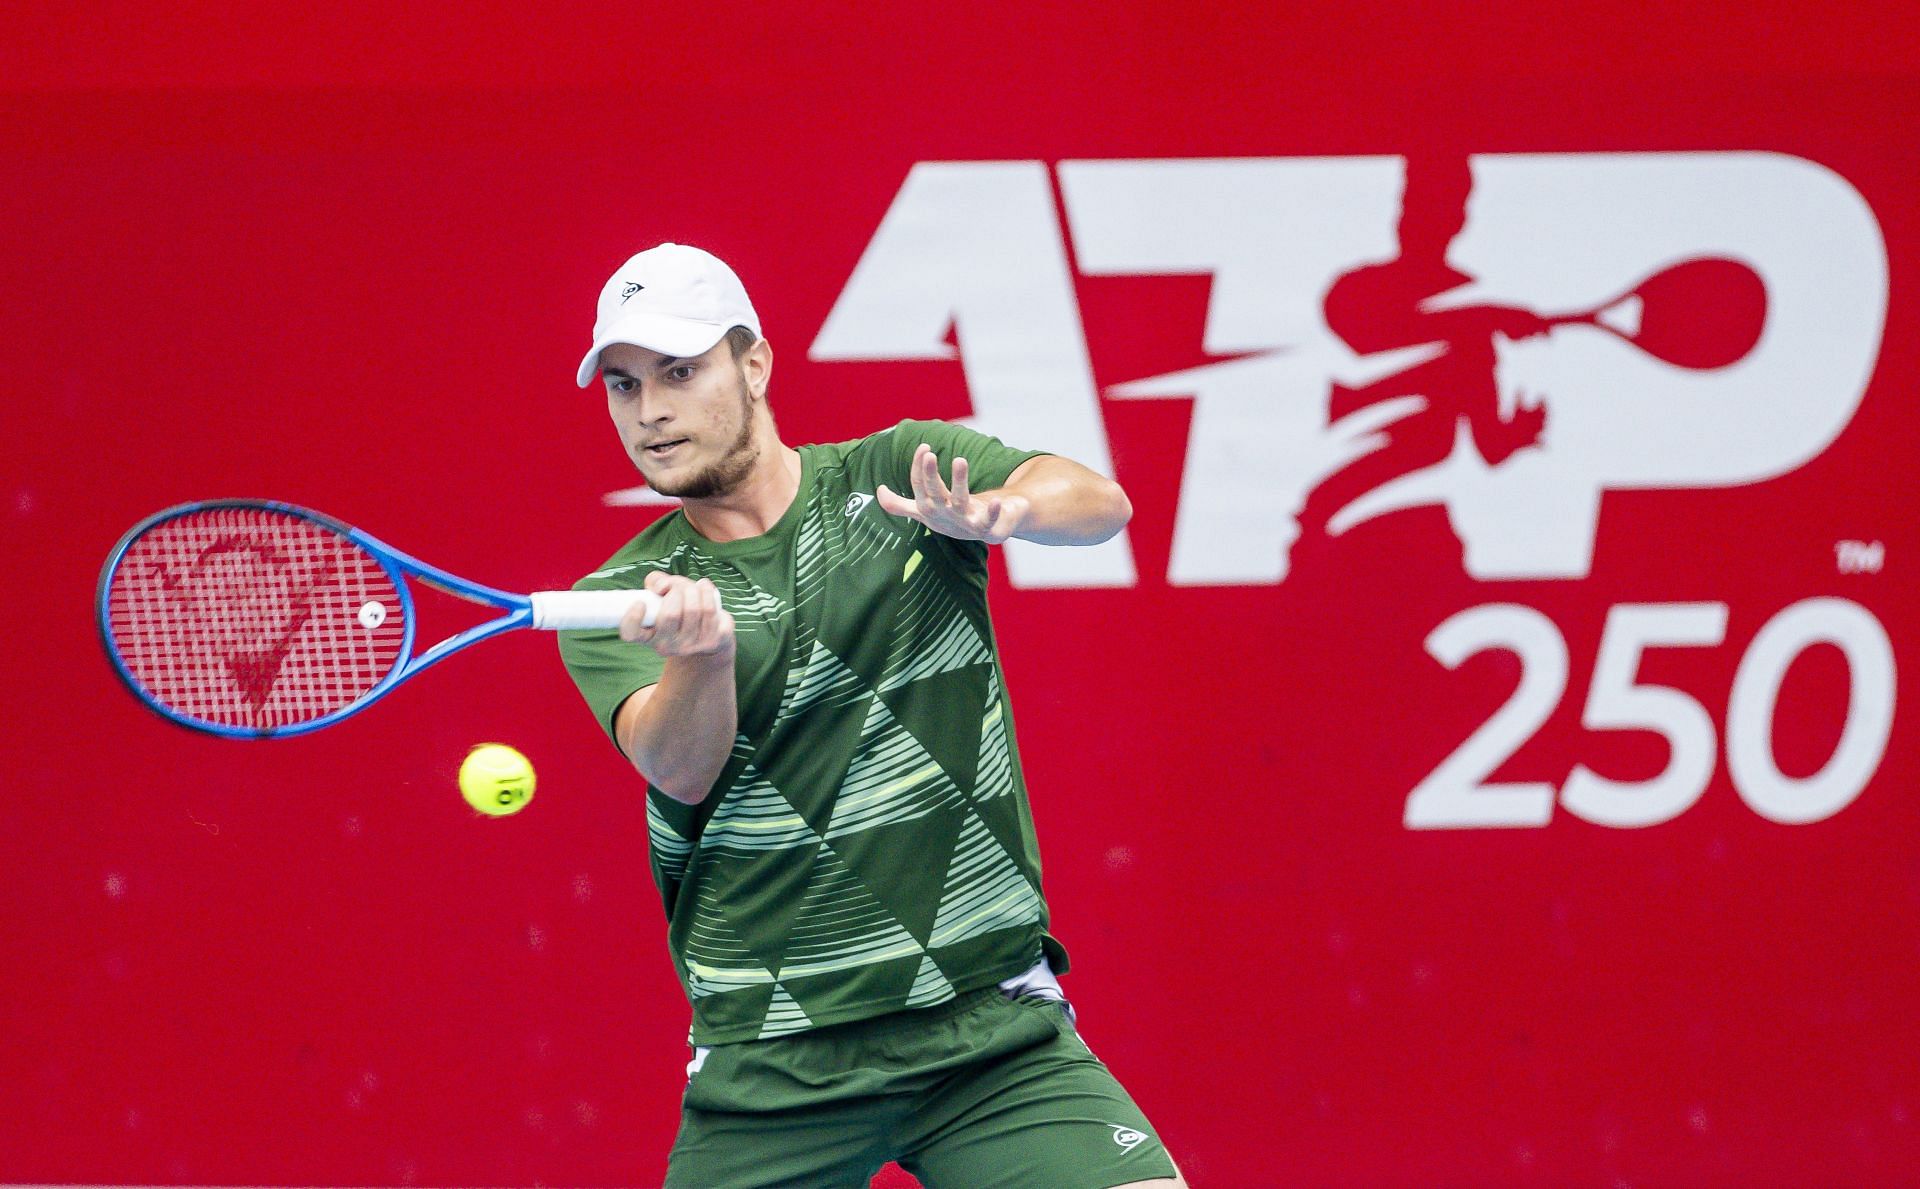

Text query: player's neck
(679, 440), (802, 543)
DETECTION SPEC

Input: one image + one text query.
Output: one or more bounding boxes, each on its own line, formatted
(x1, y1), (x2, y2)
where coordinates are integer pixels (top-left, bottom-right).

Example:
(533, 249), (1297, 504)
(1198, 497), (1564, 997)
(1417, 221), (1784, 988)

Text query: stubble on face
(643, 379), (759, 500)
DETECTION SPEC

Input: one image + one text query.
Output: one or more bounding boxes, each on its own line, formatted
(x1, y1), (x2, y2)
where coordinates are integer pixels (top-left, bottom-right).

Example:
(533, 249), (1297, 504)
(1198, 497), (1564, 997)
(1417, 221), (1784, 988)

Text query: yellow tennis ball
(459, 743), (535, 817)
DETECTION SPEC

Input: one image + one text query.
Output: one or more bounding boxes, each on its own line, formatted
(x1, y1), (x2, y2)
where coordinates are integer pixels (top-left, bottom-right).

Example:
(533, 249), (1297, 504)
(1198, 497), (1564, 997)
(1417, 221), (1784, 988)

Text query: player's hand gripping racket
(98, 500), (660, 738)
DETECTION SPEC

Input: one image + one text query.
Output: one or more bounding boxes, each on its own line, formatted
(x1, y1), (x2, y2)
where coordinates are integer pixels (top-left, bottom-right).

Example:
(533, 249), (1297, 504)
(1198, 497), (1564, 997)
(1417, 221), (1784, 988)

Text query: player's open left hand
(622, 572), (735, 660)
(876, 444), (1030, 545)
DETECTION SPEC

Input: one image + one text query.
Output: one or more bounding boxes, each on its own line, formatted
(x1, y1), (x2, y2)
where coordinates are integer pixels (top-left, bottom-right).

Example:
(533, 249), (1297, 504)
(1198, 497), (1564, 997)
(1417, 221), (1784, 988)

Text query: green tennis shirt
(558, 419), (1070, 1045)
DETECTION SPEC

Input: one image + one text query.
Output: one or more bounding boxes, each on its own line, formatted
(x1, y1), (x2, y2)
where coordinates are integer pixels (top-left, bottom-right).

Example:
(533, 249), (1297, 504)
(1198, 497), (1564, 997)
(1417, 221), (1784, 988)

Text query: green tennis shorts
(664, 987), (1177, 1188)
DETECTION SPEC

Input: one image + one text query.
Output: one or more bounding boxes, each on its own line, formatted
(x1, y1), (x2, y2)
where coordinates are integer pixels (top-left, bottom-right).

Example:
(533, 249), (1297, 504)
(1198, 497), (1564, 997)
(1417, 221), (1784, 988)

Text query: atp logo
(810, 154), (1888, 590)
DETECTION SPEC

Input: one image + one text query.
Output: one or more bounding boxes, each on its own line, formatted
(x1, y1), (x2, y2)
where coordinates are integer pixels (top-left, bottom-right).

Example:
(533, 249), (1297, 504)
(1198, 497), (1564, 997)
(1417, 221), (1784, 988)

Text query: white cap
(576, 243), (762, 387)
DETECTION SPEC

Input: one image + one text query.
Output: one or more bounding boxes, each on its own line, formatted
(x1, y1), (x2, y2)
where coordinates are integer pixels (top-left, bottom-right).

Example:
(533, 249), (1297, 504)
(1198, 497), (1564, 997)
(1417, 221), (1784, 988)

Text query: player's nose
(631, 384), (677, 423)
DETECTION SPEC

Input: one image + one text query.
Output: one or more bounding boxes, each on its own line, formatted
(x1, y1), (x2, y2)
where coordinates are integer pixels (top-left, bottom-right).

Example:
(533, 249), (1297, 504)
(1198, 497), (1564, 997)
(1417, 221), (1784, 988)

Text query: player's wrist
(661, 641), (736, 669)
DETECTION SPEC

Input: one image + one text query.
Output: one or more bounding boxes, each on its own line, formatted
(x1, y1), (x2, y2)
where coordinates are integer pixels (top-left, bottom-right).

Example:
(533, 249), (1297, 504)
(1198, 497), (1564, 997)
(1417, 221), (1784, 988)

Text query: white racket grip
(529, 589), (663, 630)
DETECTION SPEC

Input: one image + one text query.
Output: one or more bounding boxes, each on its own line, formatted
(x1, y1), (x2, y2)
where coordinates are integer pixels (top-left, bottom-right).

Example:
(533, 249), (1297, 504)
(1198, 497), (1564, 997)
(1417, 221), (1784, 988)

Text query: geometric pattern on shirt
(687, 831), (956, 1040)
(880, 544), (991, 692)
(839, 494), (913, 567)
(904, 953), (957, 1009)
(822, 696), (969, 840)
(801, 473), (906, 586)
(790, 486), (901, 620)
(647, 794), (693, 884)
(778, 637), (869, 723)
(700, 755), (824, 854)
(792, 498), (833, 616)
(681, 778), (1044, 1005)
(684, 871), (776, 1000)
(973, 670), (1015, 803)
(928, 808), (1044, 950)
(774, 842), (927, 981)
(759, 982), (814, 1039)
(683, 791), (1040, 1037)
(700, 564), (790, 634)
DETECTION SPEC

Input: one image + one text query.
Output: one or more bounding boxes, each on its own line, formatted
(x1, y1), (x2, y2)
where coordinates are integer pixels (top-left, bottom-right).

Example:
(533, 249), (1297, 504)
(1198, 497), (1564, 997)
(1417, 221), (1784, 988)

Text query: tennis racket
(1547, 256), (1766, 370)
(98, 500), (659, 738)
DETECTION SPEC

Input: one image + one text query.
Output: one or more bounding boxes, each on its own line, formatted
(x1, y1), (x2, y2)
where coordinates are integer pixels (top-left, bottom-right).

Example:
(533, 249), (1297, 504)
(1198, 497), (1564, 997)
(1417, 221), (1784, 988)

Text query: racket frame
(98, 499), (543, 739)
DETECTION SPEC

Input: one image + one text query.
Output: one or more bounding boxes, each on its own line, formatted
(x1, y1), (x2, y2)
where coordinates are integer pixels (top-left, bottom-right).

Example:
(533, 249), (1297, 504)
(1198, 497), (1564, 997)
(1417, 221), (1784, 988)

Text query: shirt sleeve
(556, 588), (665, 750)
(887, 418), (1049, 494)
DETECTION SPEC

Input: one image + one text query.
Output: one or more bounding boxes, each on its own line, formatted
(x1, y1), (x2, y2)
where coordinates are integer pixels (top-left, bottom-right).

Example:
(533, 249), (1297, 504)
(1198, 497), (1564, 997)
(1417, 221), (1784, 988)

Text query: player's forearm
(996, 457), (1133, 546)
(619, 653), (738, 804)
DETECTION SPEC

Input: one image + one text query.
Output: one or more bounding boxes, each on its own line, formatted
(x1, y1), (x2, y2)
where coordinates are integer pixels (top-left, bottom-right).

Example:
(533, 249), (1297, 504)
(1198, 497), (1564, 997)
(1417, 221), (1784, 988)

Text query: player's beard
(645, 381), (760, 500)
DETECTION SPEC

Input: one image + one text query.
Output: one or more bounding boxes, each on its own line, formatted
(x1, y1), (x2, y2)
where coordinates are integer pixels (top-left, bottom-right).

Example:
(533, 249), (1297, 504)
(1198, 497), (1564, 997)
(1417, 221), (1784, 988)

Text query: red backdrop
(4, 5), (1917, 1186)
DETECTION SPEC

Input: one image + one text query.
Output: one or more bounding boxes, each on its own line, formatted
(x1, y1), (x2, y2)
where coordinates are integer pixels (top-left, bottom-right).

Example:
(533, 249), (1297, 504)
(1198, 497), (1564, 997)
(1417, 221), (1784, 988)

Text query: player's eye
(608, 377), (635, 394)
(668, 365), (695, 382)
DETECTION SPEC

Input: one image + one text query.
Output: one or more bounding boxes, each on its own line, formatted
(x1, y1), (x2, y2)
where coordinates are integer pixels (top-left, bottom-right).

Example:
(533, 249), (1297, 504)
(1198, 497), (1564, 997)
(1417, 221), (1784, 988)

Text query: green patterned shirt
(558, 420), (1069, 1045)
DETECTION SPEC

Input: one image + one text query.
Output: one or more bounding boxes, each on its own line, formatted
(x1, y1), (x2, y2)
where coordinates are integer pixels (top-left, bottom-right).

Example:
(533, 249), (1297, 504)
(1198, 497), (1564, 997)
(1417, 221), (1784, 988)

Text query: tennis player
(560, 243), (1184, 1188)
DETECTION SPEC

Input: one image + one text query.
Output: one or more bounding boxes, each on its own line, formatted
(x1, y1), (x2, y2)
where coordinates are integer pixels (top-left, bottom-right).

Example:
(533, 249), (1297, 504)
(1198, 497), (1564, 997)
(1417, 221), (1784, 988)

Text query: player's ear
(742, 336), (772, 402)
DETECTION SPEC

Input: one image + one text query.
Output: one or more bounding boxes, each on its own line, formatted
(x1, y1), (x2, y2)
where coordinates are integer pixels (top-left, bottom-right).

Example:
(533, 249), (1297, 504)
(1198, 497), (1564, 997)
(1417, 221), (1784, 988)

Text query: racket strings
(105, 507), (407, 730)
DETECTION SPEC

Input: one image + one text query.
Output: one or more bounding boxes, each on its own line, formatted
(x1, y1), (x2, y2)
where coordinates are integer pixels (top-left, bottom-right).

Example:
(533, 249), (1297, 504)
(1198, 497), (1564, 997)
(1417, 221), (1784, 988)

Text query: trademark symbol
(1835, 540), (1884, 574)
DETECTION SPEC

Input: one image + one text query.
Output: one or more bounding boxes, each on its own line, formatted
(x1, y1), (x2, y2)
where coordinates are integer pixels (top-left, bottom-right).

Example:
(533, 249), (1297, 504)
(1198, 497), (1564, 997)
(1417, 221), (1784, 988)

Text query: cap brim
(575, 313), (730, 387)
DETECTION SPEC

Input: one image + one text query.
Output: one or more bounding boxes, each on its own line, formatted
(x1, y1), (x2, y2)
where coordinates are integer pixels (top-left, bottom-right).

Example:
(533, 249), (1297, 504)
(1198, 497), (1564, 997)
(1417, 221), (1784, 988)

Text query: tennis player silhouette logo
(1315, 158), (1770, 508)
(1309, 156), (1770, 576)
(1322, 158), (1554, 474)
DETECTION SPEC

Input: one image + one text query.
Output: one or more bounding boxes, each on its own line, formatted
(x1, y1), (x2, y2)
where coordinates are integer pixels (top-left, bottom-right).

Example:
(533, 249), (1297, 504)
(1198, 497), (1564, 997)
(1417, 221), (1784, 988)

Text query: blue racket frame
(98, 499), (537, 739)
